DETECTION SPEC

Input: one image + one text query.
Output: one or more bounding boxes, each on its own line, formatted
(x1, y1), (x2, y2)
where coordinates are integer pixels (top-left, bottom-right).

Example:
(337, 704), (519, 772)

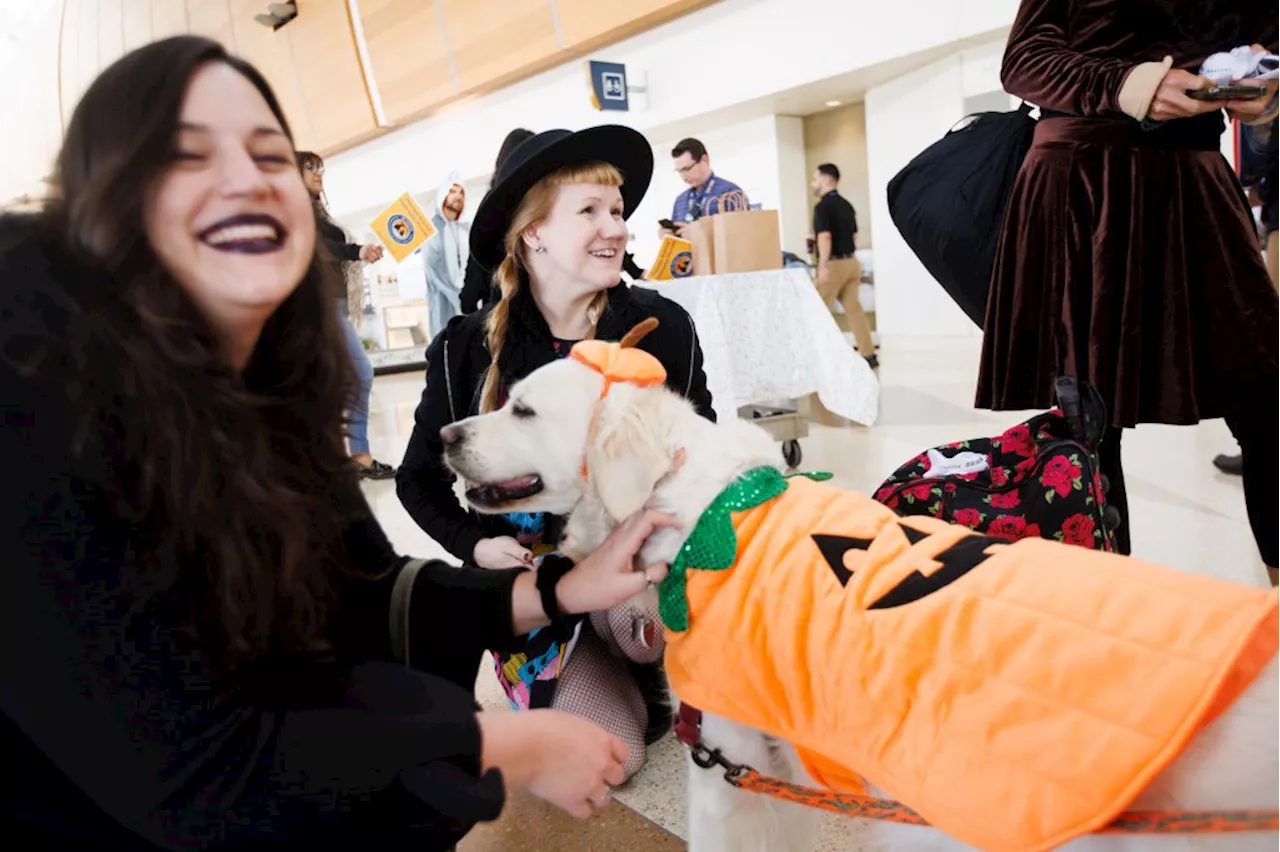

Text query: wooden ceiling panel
(283, 0), (376, 151)
(357, 0), (456, 123)
(187, 0), (238, 51)
(439, 0), (559, 92)
(52, 0), (718, 157)
(227, 0), (317, 152)
(552, 0), (717, 51)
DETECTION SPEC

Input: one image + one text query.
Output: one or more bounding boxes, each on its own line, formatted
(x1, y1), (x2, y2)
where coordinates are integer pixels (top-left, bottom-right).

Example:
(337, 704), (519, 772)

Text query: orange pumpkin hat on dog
(569, 317), (668, 392)
(569, 318), (668, 479)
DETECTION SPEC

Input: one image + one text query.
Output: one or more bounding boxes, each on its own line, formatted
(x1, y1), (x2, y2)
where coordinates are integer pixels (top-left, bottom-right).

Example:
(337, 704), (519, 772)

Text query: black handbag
(886, 103), (1037, 329)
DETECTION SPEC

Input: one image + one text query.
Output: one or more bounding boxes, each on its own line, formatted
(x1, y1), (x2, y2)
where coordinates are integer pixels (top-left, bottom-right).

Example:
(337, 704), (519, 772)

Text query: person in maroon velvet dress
(977, 0), (1279, 581)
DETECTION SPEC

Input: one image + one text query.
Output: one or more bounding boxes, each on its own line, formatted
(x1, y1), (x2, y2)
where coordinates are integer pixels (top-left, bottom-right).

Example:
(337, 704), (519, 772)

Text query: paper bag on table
(710, 209), (782, 273)
(648, 235), (695, 280)
(681, 218), (716, 276)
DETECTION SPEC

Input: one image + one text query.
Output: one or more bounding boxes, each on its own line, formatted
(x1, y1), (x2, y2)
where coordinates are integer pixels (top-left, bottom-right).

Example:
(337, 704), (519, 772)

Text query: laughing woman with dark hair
(1, 36), (676, 850)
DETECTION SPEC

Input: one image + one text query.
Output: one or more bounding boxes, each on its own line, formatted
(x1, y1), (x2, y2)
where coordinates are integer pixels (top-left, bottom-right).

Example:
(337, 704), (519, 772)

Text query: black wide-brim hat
(469, 124), (654, 272)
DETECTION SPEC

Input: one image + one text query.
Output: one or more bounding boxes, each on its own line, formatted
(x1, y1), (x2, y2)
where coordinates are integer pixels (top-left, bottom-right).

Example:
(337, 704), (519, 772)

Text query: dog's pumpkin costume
(660, 467), (1278, 852)
(565, 330), (1278, 852)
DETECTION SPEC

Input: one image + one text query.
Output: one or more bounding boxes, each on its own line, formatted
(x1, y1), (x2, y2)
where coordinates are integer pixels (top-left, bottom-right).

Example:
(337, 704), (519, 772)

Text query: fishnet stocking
(552, 595), (665, 781)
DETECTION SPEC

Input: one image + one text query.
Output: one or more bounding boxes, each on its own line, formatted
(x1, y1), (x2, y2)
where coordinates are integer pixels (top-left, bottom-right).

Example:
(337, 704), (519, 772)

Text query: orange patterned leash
(690, 744), (1280, 835)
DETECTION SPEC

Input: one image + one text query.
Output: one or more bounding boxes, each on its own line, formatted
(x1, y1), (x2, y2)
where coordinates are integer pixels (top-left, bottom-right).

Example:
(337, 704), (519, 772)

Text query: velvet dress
(978, 0), (1278, 425)
(976, 0), (1278, 565)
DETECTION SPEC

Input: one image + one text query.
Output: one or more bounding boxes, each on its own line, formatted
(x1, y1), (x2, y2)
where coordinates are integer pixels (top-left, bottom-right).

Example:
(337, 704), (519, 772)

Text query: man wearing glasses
(666, 138), (748, 236)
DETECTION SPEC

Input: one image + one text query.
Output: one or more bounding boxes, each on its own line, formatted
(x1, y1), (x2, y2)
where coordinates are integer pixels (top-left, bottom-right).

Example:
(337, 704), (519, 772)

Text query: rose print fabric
(873, 408), (1117, 552)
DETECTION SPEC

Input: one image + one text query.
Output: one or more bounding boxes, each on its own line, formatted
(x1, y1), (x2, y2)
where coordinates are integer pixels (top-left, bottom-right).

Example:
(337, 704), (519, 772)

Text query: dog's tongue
(494, 475), (539, 491)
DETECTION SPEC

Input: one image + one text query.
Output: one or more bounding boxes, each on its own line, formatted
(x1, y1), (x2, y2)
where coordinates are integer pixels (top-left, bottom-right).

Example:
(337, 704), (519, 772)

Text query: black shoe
(357, 459), (398, 480)
(865, 354), (879, 369)
(1212, 453), (1243, 476)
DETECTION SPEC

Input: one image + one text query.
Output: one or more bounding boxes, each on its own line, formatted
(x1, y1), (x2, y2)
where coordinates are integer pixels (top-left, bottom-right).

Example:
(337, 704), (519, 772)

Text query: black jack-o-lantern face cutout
(813, 524), (1008, 610)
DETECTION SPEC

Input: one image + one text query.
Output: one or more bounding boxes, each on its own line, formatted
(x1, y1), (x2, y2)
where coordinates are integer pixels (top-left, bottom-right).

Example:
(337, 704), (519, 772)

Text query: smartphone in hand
(1186, 85), (1268, 101)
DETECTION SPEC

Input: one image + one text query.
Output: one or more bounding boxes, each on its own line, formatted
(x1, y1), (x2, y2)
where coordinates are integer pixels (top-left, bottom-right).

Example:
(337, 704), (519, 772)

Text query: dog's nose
(440, 423), (465, 447)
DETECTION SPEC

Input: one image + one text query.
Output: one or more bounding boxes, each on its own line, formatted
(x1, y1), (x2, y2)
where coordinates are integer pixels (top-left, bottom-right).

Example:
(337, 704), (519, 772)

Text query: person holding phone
(976, 1), (1278, 584)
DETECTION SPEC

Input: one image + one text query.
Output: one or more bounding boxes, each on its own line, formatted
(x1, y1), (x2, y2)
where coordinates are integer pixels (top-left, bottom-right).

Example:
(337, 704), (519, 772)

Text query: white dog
(441, 347), (1279, 852)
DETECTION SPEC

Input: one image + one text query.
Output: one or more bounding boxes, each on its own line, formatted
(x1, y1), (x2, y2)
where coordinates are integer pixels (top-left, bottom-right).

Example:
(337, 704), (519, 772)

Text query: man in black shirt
(811, 163), (877, 367)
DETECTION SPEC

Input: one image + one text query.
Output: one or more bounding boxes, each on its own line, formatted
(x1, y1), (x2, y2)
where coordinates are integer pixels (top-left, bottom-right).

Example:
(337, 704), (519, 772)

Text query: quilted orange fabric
(664, 476), (1278, 852)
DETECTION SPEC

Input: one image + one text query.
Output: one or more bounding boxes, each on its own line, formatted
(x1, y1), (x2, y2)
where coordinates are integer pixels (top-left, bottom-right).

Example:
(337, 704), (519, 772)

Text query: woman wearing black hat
(459, 128), (649, 313)
(396, 125), (715, 779)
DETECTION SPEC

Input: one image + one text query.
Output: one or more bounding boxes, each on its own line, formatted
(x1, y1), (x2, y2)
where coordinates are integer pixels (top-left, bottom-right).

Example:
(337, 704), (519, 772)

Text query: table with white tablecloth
(637, 268), (879, 428)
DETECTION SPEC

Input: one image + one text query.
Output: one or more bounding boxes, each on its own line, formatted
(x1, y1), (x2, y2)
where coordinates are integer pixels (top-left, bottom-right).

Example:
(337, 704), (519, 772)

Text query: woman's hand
(474, 536), (532, 569)
(1147, 68), (1220, 122)
(556, 508), (678, 616)
(358, 244), (384, 263)
(478, 709), (628, 819)
(1226, 46), (1279, 124)
(1223, 81), (1274, 124)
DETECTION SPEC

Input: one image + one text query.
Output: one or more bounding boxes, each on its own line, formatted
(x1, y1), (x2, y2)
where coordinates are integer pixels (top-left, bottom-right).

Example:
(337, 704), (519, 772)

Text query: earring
(533, 244), (547, 254)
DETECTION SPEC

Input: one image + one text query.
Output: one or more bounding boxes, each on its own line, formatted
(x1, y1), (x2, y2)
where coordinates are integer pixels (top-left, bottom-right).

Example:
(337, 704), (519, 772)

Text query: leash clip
(690, 743), (748, 784)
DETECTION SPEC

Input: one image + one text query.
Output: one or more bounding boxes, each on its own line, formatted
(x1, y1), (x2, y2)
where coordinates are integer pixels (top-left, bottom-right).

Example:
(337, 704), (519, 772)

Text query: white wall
(865, 39), (1013, 338)
(639, 114), (790, 263)
(323, 0), (1021, 221)
(774, 115), (812, 255)
(0, 4), (65, 205)
(865, 35), (1244, 339)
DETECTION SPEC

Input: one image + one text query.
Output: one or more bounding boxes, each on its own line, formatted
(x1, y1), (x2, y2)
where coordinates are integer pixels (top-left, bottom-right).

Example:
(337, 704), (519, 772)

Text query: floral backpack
(873, 378), (1121, 551)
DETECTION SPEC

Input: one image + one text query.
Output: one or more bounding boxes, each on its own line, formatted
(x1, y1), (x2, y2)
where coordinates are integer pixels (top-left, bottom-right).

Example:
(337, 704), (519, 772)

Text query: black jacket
(396, 281), (714, 562)
(317, 211), (361, 262)
(0, 215), (516, 850)
(459, 252), (491, 314)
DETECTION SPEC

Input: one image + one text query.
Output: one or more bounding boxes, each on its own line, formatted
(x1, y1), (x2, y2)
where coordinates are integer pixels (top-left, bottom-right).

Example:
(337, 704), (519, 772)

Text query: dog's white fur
(444, 357), (1279, 852)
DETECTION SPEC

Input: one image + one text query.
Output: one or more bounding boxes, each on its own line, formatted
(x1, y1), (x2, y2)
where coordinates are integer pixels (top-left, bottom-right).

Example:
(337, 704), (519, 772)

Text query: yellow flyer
(648, 235), (694, 280)
(370, 192), (437, 262)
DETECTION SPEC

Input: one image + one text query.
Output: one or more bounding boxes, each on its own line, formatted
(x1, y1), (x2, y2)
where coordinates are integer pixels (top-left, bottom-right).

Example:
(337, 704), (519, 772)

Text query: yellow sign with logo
(370, 192), (437, 262)
(648, 236), (695, 280)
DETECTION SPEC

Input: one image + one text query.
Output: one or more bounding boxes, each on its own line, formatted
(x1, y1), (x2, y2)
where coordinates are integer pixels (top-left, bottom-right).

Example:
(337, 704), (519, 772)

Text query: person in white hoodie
(423, 172), (470, 335)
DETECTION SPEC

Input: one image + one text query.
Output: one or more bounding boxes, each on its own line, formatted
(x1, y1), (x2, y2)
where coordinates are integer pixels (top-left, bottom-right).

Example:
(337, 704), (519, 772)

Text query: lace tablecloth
(637, 268), (879, 426)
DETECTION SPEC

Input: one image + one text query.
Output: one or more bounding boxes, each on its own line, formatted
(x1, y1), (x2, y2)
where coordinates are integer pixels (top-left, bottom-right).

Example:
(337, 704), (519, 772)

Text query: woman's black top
(0, 216), (519, 850)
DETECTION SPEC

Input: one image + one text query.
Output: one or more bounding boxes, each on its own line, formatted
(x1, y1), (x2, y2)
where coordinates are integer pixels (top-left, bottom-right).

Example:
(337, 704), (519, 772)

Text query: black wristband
(536, 556), (575, 621)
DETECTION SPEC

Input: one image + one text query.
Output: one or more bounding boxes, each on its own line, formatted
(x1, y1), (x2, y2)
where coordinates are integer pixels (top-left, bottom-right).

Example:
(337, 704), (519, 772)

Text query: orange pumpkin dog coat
(661, 469), (1278, 852)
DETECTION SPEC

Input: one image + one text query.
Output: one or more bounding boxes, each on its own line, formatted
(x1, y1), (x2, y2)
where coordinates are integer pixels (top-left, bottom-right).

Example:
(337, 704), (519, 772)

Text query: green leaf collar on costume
(658, 467), (833, 631)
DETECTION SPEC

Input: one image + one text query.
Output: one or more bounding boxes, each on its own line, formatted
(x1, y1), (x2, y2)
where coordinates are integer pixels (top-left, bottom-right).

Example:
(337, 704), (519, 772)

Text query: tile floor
(360, 335), (1271, 851)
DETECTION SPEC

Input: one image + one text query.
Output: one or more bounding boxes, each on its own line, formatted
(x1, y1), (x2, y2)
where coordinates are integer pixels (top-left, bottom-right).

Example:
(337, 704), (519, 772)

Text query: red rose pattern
(1001, 424), (1037, 458)
(1059, 513), (1096, 547)
(988, 491), (1021, 509)
(875, 408), (1114, 553)
(1040, 455), (1082, 498)
(902, 481), (935, 503)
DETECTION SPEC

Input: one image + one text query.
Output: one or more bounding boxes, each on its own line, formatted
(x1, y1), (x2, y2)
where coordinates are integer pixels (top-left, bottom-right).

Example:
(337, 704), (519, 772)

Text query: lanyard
(686, 176), (717, 221)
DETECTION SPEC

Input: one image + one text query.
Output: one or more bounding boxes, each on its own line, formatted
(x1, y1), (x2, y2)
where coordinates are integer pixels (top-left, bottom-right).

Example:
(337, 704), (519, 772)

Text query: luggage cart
(739, 254), (820, 469)
(740, 402), (809, 469)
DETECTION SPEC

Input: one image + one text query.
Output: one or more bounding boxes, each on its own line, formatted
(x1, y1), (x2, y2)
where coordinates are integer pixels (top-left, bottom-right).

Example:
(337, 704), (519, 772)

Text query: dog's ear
(586, 385), (675, 523)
